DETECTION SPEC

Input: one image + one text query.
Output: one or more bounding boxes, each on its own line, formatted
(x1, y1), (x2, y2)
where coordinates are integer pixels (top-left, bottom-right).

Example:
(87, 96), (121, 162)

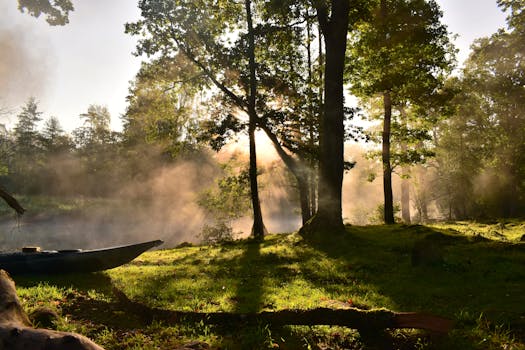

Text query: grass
(10, 223), (525, 349)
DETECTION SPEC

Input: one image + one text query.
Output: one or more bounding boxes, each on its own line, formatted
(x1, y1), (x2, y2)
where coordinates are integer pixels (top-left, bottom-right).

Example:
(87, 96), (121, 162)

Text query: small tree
(348, 0), (454, 224)
(198, 158), (252, 243)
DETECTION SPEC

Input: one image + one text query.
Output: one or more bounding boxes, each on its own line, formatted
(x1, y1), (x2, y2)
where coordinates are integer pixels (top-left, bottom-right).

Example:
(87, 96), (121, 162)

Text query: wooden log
(113, 286), (453, 333)
(0, 270), (105, 350)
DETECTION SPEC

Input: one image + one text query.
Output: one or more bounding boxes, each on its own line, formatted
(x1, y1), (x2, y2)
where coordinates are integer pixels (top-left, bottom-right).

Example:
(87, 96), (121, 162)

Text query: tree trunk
(245, 0), (266, 239)
(301, 0), (350, 235)
(259, 123), (313, 225)
(399, 108), (411, 224)
(401, 176), (411, 224)
(0, 270), (104, 350)
(383, 91), (395, 224)
(298, 172), (313, 224)
(400, 171), (410, 223)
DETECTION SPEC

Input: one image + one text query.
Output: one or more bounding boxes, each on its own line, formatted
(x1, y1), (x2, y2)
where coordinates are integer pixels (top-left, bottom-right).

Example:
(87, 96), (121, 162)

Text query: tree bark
(301, 0), (350, 235)
(0, 270), (104, 350)
(298, 174), (313, 224)
(245, 0), (266, 239)
(399, 107), (411, 224)
(383, 91), (395, 224)
(400, 172), (410, 223)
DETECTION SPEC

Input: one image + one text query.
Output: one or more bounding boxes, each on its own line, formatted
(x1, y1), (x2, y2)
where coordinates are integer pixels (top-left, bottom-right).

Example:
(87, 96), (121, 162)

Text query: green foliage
(13, 97), (42, 155)
(10, 98), (45, 194)
(432, 5), (525, 219)
(198, 157), (252, 242)
(123, 56), (205, 157)
(199, 221), (235, 245)
(41, 116), (72, 153)
(369, 202), (401, 224)
(17, 0), (74, 26)
(198, 163), (251, 222)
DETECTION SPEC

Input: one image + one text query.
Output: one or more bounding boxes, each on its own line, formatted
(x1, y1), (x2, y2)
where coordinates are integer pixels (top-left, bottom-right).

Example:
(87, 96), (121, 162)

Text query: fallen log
(0, 270), (104, 350)
(113, 286), (453, 333)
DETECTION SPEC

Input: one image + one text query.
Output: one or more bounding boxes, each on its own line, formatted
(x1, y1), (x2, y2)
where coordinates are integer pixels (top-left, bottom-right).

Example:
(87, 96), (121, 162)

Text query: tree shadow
(300, 224), (525, 342)
(231, 239), (264, 313)
(13, 271), (114, 295)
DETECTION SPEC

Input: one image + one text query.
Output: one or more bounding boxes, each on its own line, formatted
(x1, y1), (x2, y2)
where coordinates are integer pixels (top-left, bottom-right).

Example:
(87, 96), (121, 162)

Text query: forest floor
(7, 220), (525, 349)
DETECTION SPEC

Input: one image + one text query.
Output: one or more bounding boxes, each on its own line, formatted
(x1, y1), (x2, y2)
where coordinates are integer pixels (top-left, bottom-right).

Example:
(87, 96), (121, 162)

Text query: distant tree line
(0, 97), (205, 198)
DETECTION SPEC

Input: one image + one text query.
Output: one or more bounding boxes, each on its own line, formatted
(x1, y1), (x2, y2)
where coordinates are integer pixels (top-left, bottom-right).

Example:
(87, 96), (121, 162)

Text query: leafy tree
(198, 158), (252, 243)
(17, 0), (73, 25)
(433, 3), (525, 218)
(41, 116), (72, 153)
(73, 105), (122, 196)
(348, 0), (454, 224)
(123, 55), (206, 158)
(197, 3), (324, 226)
(299, 0), (353, 234)
(127, 0), (274, 237)
(11, 98), (44, 193)
(13, 97), (43, 154)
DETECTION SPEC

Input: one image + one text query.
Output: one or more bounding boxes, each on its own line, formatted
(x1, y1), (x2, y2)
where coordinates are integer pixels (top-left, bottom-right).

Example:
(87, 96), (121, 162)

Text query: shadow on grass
(300, 224), (525, 344)
(14, 271), (114, 295)
(232, 240), (263, 313)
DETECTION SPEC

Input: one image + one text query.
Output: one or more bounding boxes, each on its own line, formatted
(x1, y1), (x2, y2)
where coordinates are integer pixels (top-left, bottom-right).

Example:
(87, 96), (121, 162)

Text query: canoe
(0, 240), (163, 275)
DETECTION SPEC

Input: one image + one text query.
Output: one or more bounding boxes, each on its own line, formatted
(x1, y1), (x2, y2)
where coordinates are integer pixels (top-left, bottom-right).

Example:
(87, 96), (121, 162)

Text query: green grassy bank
(11, 223), (525, 349)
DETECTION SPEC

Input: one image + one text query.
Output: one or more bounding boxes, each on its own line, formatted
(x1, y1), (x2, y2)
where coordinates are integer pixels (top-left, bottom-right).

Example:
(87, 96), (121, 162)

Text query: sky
(0, 0), (508, 132)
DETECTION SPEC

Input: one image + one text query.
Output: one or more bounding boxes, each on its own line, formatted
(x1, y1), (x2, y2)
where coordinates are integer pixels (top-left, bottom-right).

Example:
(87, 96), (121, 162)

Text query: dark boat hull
(0, 240), (163, 275)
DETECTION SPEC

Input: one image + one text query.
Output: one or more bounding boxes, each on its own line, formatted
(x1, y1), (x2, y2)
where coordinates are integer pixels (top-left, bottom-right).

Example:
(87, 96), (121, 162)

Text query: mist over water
(0, 158), (219, 250)
(0, 138), (410, 252)
(0, 147), (303, 250)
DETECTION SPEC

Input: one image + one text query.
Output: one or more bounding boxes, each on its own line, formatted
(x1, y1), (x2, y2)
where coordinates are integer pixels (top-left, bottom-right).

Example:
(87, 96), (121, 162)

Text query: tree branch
(311, 0), (329, 36)
(166, 17), (249, 113)
(0, 186), (25, 215)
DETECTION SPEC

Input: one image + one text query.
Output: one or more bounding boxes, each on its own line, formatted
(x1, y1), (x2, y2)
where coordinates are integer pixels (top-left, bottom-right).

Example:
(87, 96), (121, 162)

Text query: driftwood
(0, 186), (25, 215)
(0, 270), (104, 350)
(113, 287), (453, 333)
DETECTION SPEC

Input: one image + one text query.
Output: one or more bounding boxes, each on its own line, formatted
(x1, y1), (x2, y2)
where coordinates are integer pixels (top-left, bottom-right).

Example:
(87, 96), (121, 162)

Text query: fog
(0, 143), (303, 250)
(0, 23), (50, 116)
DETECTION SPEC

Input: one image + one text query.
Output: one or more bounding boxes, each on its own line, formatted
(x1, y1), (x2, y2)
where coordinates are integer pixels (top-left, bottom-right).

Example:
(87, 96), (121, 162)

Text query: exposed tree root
(0, 270), (104, 350)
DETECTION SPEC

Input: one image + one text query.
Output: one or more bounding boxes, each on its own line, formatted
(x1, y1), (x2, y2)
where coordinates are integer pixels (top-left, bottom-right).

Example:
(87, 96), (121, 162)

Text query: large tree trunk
(0, 270), (104, 350)
(297, 171), (313, 224)
(245, 0), (266, 239)
(301, 0), (350, 235)
(382, 91), (395, 224)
